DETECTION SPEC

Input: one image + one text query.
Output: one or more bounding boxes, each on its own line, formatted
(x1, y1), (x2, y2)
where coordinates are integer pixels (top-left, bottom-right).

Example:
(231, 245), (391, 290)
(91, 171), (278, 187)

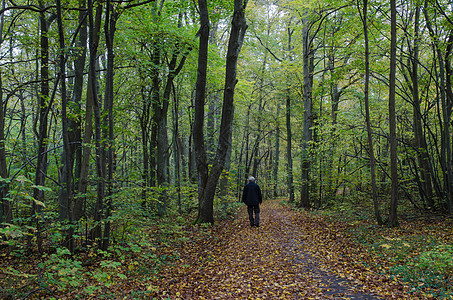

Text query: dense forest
(1, 0), (453, 298)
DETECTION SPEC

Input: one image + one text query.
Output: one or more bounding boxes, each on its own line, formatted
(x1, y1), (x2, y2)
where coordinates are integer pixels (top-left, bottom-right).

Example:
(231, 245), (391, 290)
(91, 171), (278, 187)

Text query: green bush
(413, 244), (453, 276)
(38, 247), (83, 290)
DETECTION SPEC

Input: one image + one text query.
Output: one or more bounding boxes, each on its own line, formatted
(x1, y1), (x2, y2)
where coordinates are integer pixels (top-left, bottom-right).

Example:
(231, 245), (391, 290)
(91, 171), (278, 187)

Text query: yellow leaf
(380, 244), (391, 249)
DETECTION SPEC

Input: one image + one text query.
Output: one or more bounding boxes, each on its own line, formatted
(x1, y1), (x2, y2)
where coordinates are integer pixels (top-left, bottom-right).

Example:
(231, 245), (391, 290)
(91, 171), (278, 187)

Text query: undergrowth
(0, 185), (239, 299)
(315, 196), (453, 299)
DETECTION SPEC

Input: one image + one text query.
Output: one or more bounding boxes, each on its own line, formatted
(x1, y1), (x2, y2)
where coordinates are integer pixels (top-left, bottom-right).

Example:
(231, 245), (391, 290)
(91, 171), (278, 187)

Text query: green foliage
(215, 194), (242, 219)
(0, 223), (30, 248)
(413, 244), (453, 276)
(38, 247), (84, 290)
(90, 260), (126, 288)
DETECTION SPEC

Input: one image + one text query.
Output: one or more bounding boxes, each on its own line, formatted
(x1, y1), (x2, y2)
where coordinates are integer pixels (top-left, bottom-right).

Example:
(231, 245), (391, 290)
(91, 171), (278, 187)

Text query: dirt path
(150, 200), (384, 299)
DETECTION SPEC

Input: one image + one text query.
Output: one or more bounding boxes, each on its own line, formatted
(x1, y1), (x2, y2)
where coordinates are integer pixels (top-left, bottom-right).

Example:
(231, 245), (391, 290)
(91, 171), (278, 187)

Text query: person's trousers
(247, 205), (260, 226)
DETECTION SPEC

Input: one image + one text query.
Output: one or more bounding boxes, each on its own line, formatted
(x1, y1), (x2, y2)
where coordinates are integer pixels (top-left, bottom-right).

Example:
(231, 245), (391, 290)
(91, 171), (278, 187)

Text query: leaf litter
(146, 200), (418, 299)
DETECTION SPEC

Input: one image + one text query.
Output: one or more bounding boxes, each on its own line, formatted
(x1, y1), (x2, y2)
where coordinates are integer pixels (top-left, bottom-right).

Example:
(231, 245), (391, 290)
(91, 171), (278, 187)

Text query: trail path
(150, 200), (398, 299)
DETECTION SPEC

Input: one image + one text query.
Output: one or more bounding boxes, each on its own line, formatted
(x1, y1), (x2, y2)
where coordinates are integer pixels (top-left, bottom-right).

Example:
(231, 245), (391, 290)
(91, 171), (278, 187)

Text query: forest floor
(2, 199), (451, 299)
(144, 199), (419, 299)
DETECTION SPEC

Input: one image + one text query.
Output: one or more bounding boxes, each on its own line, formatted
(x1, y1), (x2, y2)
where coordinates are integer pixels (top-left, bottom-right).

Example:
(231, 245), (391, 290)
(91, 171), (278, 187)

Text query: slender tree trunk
(195, 0), (248, 224)
(0, 0), (10, 225)
(285, 90), (294, 203)
(0, 73), (9, 225)
(102, 0), (117, 251)
(153, 40), (189, 216)
(59, 0), (86, 221)
(360, 0), (382, 225)
(410, 5), (434, 209)
(140, 86), (150, 201)
(444, 32), (453, 214)
(286, 24), (295, 204)
(33, 3), (54, 252)
(193, 0), (210, 219)
(77, 3), (101, 223)
(173, 88), (183, 213)
(71, 0), (87, 221)
(273, 104), (280, 198)
(88, 0), (105, 243)
(300, 21), (314, 208)
(56, 0), (76, 252)
(388, 0), (399, 227)
(149, 40), (160, 190)
(424, 1), (453, 213)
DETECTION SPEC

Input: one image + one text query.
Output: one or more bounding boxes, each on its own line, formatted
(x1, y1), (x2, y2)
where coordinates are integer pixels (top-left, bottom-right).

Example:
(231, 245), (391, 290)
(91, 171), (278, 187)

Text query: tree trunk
(139, 77), (150, 201)
(59, 0), (86, 224)
(409, 4), (434, 209)
(424, 1), (453, 213)
(300, 21), (314, 208)
(173, 88), (182, 213)
(70, 1), (87, 221)
(388, 0), (399, 227)
(33, 3), (54, 252)
(195, 0), (248, 224)
(56, 0), (77, 252)
(193, 0), (210, 219)
(286, 24), (295, 204)
(77, 3), (101, 224)
(361, 0), (383, 225)
(88, 0), (105, 243)
(0, 73), (10, 225)
(273, 103), (280, 198)
(0, 0), (10, 225)
(149, 40), (160, 190)
(444, 32), (453, 214)
(101, 0), (117, 251)
(285, 90), (294, 203)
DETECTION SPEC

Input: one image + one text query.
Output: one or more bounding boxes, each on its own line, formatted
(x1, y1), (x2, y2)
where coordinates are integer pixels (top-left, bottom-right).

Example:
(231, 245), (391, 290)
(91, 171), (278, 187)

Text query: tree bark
(285, 89), (294, 203)
(101, 0), (117, 251)
(360, 0), (383, 225)
(0, 73), (9, 225)
(388, 0), (399, 227)
(32, 2), (55, 252)
(139, 66), (151, 202)
(0, 0), (10, 224)
(424, 1), (453, 213)
(409, 4), (434, 209)
(88, 0), (105, 243)
(56, 0), (76, 251)
(300, 20), (314, 208)
(273, 103), (280, 198)
(193, 0), (210, 220)
(77, 2), (101, 224)
(194, 0), (248, 224)
(70, 0), (87, 221)
(285, 23), (295, 204)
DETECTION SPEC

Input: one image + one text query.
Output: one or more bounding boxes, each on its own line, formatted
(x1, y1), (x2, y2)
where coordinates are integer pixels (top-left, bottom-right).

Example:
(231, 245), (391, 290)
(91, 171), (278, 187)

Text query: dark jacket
(242, 182), (263, 206)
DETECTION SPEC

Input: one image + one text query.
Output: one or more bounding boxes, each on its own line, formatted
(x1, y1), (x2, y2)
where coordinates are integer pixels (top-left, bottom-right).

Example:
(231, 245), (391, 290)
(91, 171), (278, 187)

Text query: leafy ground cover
(146, 199), (414, 299)
(1, 199), (452, 299)
(318, 201), (453, 299)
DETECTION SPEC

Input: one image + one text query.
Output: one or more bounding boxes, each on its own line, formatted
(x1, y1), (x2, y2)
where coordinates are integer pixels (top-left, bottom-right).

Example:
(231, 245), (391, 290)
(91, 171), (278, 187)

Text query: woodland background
(1, 0), (453, 298)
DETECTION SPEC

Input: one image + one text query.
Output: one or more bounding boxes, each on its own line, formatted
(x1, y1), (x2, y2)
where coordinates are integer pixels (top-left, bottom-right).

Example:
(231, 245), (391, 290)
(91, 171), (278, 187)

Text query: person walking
(242, 176), (263, 227)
